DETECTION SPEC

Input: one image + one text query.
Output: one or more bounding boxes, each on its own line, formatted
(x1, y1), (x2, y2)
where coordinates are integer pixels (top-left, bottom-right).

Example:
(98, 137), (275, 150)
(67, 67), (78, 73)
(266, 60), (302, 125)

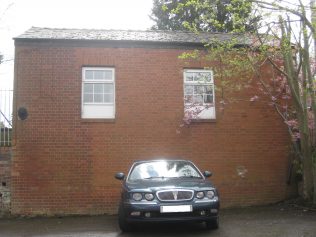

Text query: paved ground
(0, 204), (315, 237)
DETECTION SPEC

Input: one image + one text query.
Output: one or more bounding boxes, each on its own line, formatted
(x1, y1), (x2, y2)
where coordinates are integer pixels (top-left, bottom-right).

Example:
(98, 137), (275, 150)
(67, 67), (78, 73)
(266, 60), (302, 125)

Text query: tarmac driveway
(0, 204), (315, 237)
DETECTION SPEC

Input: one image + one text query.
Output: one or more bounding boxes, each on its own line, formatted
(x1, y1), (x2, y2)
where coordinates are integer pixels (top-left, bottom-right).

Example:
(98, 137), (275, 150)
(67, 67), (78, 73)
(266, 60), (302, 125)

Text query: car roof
(132, 159), (194, 165)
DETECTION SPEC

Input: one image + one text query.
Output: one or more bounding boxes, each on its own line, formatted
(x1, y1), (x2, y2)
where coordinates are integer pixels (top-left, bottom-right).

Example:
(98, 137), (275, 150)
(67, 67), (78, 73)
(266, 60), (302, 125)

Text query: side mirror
(115, 172), (125, 180)
(203, 171), (212, 178)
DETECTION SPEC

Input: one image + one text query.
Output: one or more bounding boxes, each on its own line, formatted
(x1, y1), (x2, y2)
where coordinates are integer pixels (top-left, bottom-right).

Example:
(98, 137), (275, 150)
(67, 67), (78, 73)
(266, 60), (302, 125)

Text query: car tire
(118, 204), (132, 232)
(205, 216), (219, 230)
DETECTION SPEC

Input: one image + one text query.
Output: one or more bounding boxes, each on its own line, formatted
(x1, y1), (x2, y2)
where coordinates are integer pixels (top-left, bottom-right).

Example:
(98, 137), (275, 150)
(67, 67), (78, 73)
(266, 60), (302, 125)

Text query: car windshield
(128, 160), (202, 181)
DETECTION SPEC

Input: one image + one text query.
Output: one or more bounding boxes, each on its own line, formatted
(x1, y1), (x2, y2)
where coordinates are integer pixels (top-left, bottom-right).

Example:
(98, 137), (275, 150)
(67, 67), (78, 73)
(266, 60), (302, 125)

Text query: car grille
(157, 189), (194, 201)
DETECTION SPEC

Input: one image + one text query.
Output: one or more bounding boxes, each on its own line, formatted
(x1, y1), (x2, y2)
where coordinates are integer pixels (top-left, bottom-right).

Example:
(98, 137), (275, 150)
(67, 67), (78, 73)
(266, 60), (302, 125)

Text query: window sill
(81, 118), (115, 123)
(190, 118), (216, 123)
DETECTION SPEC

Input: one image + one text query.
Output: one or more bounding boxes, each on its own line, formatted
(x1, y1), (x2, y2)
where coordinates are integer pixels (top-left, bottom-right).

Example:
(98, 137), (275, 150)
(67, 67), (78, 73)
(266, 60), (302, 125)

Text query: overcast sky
(0, 0), (154, 89)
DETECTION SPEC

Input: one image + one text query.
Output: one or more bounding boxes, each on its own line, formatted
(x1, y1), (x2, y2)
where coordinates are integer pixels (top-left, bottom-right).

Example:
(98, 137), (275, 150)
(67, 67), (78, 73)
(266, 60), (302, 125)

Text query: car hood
(124, 178), (214, 192)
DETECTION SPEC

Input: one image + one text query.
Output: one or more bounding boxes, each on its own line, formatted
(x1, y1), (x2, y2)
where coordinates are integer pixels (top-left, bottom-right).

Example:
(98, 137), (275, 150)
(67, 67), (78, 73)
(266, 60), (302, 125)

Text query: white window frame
(81, 67), (115, 119)
(183, 69), (216, 120)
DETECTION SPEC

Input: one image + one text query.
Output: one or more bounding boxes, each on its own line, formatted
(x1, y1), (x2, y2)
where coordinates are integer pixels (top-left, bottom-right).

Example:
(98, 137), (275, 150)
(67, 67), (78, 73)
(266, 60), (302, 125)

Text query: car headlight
(206, 190), (215, 199)
(132, 193), (143, 201)
(144, 193), (154, 201)
(196, 191), (205, 199)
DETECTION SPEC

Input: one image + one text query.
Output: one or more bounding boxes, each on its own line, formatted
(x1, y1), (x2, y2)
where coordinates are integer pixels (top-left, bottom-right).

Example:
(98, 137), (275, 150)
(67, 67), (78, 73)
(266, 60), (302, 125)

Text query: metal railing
(0, 90), (13, 147)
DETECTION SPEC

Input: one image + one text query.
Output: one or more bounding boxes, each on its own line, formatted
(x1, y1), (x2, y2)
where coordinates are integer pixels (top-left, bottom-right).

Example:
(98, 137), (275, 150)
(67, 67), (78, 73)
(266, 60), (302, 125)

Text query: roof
(15, 27), (250, 46)
(133, 159), (193, 164)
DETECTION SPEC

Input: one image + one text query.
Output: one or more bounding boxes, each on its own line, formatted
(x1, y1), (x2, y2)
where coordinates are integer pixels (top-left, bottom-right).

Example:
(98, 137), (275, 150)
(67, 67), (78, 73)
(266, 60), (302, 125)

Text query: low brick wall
(0, 147), (11, 216)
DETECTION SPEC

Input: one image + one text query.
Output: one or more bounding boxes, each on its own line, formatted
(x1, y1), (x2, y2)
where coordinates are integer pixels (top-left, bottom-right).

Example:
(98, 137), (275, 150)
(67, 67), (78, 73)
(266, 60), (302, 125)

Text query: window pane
(194, 85), (205, 94)
(94, 70), (105, 80)
(193, 95), (203, 104)
(85, 70), (93, 80)
(104, 94), (113, 103)
(195, 72), (212, 82)
(94, 84), (104, 93)
(128, 161), (202, 181)
(84, 84), (93, 93)
(204, 94), (213, 103)
(185, 72), (194, 82)
(205, 85), (213, 93)
(185, 71), (212, 83)
(184, 95), (193, 104)
(104, 71), (113, 80)
(83, 94), (93, 103)
(94, 94), (103, 103)
(184, 85), (193, 95)
(84, 69), (113, 80)
(179, 165), (200, 177)
(104, 84), (114, 93)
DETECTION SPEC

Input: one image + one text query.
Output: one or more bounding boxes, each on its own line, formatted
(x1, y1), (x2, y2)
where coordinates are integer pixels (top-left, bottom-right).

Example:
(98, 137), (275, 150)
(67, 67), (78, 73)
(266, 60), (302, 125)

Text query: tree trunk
(313, 166), (316, 205)
(300, 133), (314, 201)
(311, 0), (316, 60)
(297, 107), (314, 201)
(309, 0), (316, 205)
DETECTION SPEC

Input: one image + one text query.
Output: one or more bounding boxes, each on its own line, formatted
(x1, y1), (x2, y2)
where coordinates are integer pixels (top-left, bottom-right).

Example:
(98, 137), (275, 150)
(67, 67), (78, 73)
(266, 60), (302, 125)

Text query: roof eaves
(14, 37), (209, 49)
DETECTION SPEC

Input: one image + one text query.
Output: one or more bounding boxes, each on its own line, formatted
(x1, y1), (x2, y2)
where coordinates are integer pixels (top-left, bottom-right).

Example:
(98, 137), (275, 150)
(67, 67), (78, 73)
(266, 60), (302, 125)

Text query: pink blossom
(285, 119), (298, 129)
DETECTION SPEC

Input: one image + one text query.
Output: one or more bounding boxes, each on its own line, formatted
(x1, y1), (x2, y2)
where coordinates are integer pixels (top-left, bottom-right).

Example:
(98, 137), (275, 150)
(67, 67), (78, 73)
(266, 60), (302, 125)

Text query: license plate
(160, 205), (192, 213)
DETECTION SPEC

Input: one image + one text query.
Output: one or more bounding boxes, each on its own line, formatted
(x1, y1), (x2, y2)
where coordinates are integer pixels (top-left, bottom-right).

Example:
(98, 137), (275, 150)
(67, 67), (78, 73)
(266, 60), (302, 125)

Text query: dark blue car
(115, 159), (220, 231)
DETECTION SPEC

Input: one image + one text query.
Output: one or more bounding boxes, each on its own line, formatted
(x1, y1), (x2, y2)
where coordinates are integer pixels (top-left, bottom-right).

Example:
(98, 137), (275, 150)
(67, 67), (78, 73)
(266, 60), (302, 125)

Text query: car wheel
(205, 216), (219, 230)
(118, 204), (132, 232)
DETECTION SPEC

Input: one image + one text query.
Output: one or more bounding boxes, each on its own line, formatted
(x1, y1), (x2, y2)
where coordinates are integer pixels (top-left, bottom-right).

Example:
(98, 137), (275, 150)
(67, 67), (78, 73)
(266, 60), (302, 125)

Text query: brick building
(12, 27), (295, 215)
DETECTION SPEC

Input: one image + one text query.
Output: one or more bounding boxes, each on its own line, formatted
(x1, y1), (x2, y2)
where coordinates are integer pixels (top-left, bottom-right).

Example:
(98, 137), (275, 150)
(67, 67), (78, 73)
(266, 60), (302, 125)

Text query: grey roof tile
(15, 27), (250, 45)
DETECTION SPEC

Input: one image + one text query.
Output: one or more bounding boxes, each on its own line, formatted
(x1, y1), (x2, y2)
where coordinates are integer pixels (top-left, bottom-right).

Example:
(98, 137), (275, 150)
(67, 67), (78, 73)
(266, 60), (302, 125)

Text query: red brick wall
(11, 42), (295, 215)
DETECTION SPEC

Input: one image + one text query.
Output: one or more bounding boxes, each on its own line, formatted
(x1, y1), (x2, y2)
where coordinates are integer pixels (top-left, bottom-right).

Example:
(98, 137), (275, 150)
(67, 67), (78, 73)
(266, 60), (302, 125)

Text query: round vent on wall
(18, 107), (28, 120)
